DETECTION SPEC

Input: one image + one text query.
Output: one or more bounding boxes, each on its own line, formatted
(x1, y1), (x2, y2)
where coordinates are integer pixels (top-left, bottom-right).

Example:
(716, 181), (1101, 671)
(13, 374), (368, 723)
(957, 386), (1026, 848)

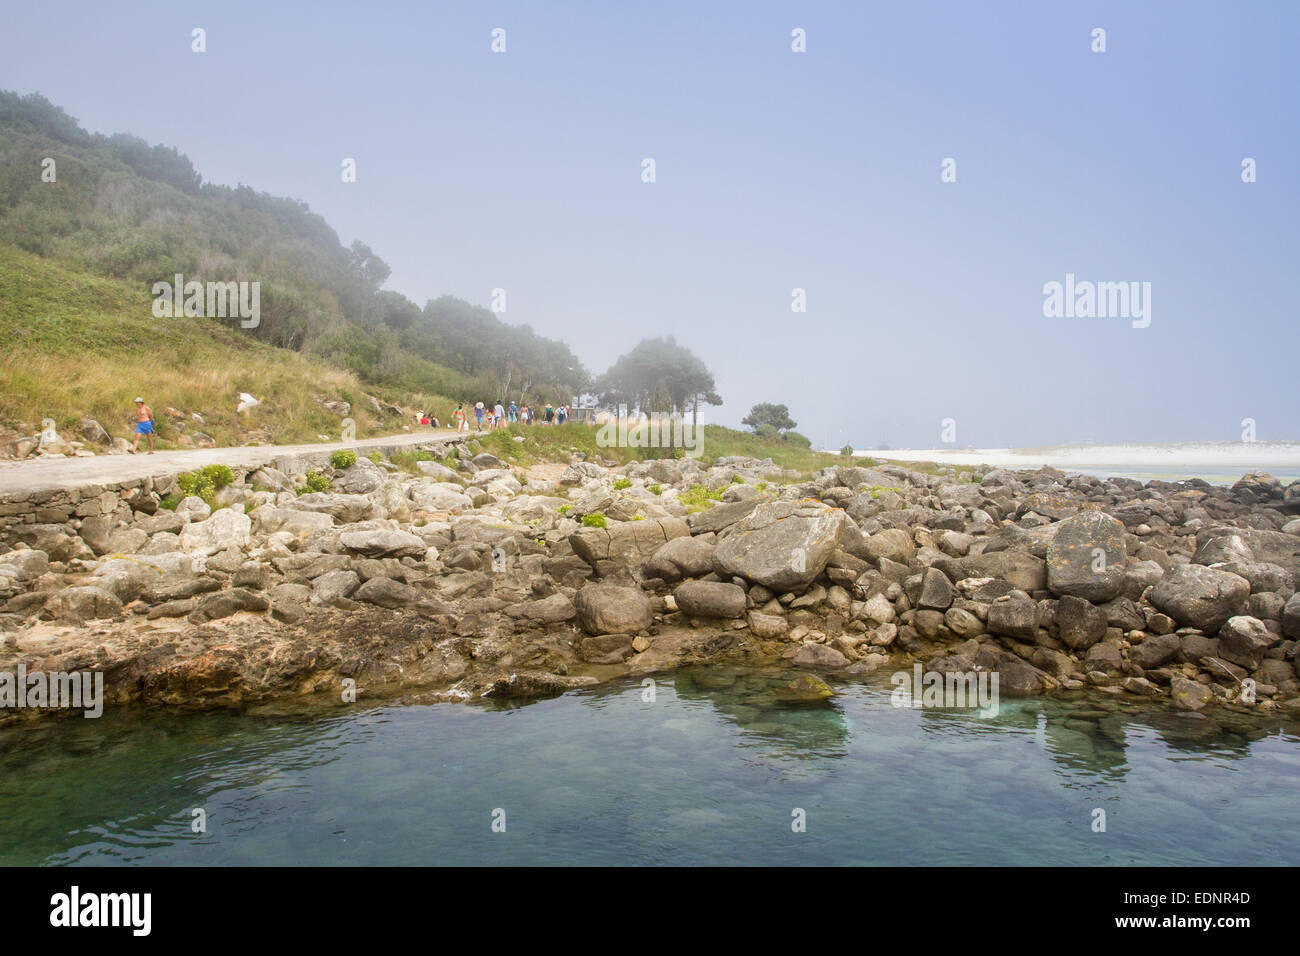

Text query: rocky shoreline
(1, 441), (1298, 725)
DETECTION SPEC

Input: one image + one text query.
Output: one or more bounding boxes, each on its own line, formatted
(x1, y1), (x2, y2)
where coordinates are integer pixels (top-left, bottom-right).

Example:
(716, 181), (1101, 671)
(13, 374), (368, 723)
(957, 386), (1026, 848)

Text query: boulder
(713, 499), (846, 591)
(863, 528), (915, 566)
(1148, 564), (1250, 632)
(917, 567), (954, 610)
(253, 506), (335, 540)
(1129, 632), (1182, 669)
(188, 588), (270, 623)
(778, 674), (836, 700)
(311, 569), (361, 605)
(332, 457), (386, 494)
(14, 524), (84, 562)
(1046, 512), (1126, 601)
(287, 493), (375, 523)
(996, 658), (1052, 696)
(959, 551), (1047, 592)
(685, 496), (766, 535)
(0, 549), (49, 583)
(1216, 615), (1277, 670)
(577, 634), (635, 664)
(643, 536), (716, 582)
(352, 576), (421, 608)
(987, 594), (1039, 641)
(792, 643), (849, 669)
(44, 586), (122, 623)
(570, 517), (690, 578)
(505, 593), (577, 624)
(559, 461), (605, 485)
(338, 529), (427, 558)
(178, 509), (252, 553)
(673, 581), (747, 619)
(1169, 677), (1214, 712)
(1055, 595), (1108, 651)
(415, 460), (461, 482)
(747, 611), (789, 639)
(573, 584), (654, 635)
(1283, 593), (1300, 639)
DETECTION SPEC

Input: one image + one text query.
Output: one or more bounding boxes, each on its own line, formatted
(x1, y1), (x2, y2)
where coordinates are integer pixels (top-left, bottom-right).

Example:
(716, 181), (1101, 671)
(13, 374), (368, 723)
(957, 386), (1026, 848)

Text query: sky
(1, 0), (1297, 451)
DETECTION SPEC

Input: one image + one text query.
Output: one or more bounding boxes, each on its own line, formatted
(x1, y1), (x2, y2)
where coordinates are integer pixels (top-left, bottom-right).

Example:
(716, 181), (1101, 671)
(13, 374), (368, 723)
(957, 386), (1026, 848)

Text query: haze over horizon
(2, 0), (1296, 451)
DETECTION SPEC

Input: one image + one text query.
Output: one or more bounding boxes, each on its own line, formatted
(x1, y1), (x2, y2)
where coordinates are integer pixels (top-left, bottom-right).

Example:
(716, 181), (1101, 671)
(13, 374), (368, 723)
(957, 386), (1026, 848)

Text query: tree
(742, 403), (796, 432)
(346, 240), (391, 291)
(594, 337), (720, 456)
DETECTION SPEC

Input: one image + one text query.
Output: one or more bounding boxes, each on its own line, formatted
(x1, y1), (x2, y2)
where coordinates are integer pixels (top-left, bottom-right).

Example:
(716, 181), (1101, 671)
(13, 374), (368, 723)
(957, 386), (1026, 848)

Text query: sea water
(0, 667), (1295, 866)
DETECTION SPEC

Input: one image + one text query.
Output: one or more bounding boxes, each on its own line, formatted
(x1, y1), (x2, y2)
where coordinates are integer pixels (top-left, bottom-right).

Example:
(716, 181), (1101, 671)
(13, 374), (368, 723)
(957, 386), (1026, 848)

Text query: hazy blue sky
(2, 0), (1296, 450)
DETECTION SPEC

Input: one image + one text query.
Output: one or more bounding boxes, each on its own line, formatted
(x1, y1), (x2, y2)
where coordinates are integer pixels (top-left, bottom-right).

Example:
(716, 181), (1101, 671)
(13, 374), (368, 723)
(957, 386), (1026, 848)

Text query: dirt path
(0, 428), (462, 495)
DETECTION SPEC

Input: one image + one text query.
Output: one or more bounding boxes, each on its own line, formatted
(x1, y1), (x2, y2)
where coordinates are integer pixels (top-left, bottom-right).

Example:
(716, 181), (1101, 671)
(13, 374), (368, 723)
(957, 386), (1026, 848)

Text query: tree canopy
(742, 402), (796, 432)
(592, 336), (720, 421)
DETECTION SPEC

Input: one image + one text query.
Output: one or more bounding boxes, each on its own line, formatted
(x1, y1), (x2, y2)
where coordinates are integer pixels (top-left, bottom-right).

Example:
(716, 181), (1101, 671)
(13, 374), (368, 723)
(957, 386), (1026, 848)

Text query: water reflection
(0, 667), (1295, 866)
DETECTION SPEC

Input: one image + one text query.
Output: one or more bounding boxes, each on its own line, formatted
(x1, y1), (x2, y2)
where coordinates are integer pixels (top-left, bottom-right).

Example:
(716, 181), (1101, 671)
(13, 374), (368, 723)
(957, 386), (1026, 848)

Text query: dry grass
(0, 243), (456, 446)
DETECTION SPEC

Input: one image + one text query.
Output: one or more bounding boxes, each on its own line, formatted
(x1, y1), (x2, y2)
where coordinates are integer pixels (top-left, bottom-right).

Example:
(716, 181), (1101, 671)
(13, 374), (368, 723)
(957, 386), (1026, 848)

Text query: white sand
(842, 441), (1300, 482)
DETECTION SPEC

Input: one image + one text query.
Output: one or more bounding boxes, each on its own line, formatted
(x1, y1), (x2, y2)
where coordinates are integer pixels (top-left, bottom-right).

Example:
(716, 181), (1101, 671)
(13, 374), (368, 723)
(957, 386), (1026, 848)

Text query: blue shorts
(136, 421), (154, 435)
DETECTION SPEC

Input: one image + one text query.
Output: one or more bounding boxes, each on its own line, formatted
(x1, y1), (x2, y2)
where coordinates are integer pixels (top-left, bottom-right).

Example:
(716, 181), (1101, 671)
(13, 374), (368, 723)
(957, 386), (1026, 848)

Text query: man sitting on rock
(130, 397), (155, 454)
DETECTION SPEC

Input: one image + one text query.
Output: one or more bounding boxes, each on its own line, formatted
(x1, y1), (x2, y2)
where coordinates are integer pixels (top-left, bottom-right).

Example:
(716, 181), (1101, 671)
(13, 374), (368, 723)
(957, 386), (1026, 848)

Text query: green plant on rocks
(613, 477), (632, 490)
(175, 463), (235, 505)
(582, 512), (607, 528)
(330, 449), (358, 470)
(301, 470), (330, 494)
(679, 483), (723, 511)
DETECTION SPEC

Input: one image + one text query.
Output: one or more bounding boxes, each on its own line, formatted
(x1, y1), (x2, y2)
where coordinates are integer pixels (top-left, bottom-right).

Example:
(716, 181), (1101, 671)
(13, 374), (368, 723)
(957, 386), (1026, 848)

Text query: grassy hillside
(0, 90), (588, 449)
(0, 242), (457, 446)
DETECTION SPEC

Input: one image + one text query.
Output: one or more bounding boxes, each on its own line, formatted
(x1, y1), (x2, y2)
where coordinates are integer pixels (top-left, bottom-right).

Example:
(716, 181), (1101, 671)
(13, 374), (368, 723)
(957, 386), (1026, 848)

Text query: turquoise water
(1, 668), (1297, 866)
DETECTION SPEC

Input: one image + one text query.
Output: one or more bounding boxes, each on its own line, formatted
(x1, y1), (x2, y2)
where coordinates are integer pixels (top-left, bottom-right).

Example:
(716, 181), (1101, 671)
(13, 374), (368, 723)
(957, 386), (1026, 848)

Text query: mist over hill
(0, 90), (588, 414)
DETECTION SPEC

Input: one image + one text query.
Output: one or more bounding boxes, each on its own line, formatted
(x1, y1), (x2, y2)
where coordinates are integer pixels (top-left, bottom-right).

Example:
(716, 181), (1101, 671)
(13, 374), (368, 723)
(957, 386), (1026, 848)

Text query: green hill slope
(0, 90), (588, 449)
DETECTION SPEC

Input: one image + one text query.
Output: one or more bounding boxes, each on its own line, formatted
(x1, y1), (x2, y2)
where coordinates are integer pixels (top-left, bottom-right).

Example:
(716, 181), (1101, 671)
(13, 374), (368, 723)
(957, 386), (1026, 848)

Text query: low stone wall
(0, 438), (463, 548)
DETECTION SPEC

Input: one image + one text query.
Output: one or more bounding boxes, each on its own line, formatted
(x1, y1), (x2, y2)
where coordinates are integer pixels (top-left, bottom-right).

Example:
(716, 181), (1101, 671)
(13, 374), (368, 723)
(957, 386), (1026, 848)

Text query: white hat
(134, 397), (144, 403)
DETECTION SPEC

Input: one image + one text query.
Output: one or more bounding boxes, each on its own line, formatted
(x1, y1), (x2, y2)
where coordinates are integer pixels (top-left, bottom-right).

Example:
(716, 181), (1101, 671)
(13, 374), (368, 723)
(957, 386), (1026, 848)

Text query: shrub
(581, 512), (607, 528)
(301, 470), (330, 494)
(175, 463), (235, 504)
(840, 444), (854, 457)
(330, 449), (357, 470)
(648, 483), (663, 496)
(613, 477), (632, 490)
(679, 483), (723, 511)
(558, 504), (572, 515)
(731, 474), (744, 483)
(367, 451), (384, 465)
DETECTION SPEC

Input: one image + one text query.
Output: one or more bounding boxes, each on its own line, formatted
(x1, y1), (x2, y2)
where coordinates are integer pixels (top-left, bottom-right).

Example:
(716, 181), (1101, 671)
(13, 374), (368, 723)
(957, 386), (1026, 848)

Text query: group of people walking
(450, 400), (572, 434)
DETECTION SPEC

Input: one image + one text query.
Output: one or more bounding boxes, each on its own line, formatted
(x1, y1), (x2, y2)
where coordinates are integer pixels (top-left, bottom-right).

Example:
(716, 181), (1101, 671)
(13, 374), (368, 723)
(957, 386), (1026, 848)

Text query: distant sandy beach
(849, 441), (1300, 484)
